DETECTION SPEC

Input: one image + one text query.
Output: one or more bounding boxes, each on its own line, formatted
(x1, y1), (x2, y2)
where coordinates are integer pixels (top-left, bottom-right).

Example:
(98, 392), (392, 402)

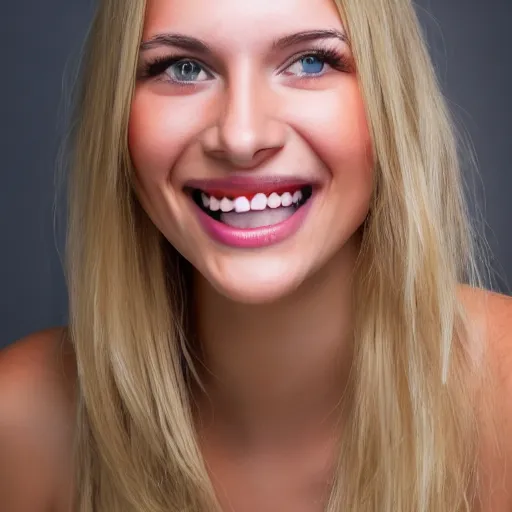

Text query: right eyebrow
(140, 33), (213, 54)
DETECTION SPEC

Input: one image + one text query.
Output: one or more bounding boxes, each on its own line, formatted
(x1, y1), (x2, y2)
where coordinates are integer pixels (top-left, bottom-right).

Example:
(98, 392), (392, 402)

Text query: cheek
(128, 88), (208, 184)
(284, 81), (374, 238)
(287, 81), (373, 180)
(327, 88), (373, 202)
(127, 89), (203, 238)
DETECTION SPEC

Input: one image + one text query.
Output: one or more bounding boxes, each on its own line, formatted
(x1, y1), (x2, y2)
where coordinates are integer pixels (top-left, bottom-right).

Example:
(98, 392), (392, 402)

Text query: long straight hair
(66, 0), (499, 510)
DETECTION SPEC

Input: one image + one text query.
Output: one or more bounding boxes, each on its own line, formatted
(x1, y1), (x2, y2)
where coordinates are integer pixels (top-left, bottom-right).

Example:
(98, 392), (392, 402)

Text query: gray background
(1, 1), (511, 348)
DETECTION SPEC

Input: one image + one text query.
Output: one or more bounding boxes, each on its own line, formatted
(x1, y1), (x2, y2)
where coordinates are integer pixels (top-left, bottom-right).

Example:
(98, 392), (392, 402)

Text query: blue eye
(300, 55), (325, 74)
(285, 53), (332, 77)
(166, 59), (209, 82)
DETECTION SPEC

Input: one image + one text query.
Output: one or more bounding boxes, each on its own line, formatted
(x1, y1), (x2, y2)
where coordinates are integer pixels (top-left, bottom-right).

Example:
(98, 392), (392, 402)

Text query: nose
(200, 69), (286, 168)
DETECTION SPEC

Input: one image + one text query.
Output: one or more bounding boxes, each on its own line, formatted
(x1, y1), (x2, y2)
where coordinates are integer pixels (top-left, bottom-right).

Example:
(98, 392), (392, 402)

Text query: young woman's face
(129, 0), (373, 303)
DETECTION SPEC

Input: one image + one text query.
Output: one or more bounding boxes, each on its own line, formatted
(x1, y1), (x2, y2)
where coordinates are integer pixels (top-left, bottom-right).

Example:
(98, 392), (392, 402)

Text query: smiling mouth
(187, 184), (314, 229)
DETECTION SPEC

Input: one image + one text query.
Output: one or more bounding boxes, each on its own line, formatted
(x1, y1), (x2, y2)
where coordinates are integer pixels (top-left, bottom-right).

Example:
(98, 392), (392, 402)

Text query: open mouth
(187, 184), (314, 229)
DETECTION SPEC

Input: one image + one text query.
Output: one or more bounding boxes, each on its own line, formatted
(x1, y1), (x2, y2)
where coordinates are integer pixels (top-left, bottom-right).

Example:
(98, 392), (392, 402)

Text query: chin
(198, 252), (313, 305)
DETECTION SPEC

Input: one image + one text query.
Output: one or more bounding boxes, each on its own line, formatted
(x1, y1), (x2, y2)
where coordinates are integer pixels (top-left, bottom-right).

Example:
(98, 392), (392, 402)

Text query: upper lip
(184, 176), (317, 197)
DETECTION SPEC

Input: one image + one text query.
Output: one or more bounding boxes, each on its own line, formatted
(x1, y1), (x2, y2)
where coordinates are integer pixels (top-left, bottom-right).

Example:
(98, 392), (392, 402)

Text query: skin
(0, 0), (511, 510)
(129, 0), (373, 303)
(129, 0), (372, 454)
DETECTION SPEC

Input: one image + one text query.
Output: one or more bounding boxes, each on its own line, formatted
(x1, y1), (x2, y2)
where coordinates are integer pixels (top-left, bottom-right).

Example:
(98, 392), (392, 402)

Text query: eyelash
(138, 47), (352, 85)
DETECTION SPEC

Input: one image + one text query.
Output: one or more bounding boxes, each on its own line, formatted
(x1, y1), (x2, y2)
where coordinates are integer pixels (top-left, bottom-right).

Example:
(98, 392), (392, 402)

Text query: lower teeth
(220, 206), (296, 229)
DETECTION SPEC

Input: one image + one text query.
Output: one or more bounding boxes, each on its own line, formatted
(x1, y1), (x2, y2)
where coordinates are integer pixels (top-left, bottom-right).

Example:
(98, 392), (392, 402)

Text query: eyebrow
(139, 29), (348, 53)
(140, 33), (212, 53)
(272, 29), (348, 49)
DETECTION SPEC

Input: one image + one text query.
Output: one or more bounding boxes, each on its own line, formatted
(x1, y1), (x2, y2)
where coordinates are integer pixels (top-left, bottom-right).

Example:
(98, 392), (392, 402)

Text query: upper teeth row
(201, 190), (303, 213)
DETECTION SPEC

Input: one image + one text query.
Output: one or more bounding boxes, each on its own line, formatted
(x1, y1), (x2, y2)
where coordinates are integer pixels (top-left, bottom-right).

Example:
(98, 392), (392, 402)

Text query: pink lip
(191, 197), (313, 249)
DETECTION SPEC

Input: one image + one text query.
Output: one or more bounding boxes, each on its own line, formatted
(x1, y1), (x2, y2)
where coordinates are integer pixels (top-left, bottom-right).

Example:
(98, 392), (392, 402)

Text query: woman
(1, 0), (511, 510)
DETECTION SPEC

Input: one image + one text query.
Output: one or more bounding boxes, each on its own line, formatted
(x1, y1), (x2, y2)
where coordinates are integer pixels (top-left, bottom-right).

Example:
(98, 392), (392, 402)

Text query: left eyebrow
(272, 29), (349, 50)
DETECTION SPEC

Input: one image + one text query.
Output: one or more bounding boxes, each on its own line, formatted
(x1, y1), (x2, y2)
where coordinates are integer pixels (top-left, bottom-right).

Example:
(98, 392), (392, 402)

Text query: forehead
(143, 0), (345, 46)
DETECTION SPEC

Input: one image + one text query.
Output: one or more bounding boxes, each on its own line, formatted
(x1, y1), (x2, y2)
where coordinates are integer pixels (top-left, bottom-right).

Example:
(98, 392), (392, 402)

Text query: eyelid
(277, 46), (348, 74)
(137, 55), (217, 82)
(281, 52), (322, 75)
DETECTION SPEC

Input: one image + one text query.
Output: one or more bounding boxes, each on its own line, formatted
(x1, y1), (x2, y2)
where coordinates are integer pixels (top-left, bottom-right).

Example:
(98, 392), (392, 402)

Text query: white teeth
(267, 192), (282, 209)
(281, 192), (293, 207)
(234, 196), (251, 213)
(201, 193), (210, 208)
(202, 188), (307, 213)
(220, 197), (234, 212)
(210, 196), (220, 211)
(250, 193), (267, 211)
(292, 190), (302, 204)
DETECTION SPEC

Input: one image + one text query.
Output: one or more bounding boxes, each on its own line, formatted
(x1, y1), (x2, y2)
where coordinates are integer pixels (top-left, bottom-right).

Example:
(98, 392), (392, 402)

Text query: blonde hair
(66, 0), (498, 510)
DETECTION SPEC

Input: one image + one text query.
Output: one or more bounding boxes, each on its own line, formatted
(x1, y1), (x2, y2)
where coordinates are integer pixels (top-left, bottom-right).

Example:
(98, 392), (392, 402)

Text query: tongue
(220, 206), (295, 229)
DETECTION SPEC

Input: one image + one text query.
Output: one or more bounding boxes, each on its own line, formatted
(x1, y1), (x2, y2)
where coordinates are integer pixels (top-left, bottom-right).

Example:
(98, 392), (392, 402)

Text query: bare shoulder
(459, 284), (512, 367)
(0, 327), (77, 511)
(458, 285), (512, 511)
(458, 285), (512, 415)
(471, 287), (512, 435)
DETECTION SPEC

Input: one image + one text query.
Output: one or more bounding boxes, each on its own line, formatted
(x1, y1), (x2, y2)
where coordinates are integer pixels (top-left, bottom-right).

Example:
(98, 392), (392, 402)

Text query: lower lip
(192, 197), (313, 249)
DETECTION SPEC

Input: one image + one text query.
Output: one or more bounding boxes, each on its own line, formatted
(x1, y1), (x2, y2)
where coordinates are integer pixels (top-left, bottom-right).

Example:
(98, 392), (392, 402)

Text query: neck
(190, 234), (361, 450)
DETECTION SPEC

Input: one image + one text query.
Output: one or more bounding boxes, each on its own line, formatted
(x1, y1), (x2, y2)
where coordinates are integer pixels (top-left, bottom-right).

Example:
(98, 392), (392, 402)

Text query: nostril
(206, 146), (282, 170)
(200, 116), (286, 168)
